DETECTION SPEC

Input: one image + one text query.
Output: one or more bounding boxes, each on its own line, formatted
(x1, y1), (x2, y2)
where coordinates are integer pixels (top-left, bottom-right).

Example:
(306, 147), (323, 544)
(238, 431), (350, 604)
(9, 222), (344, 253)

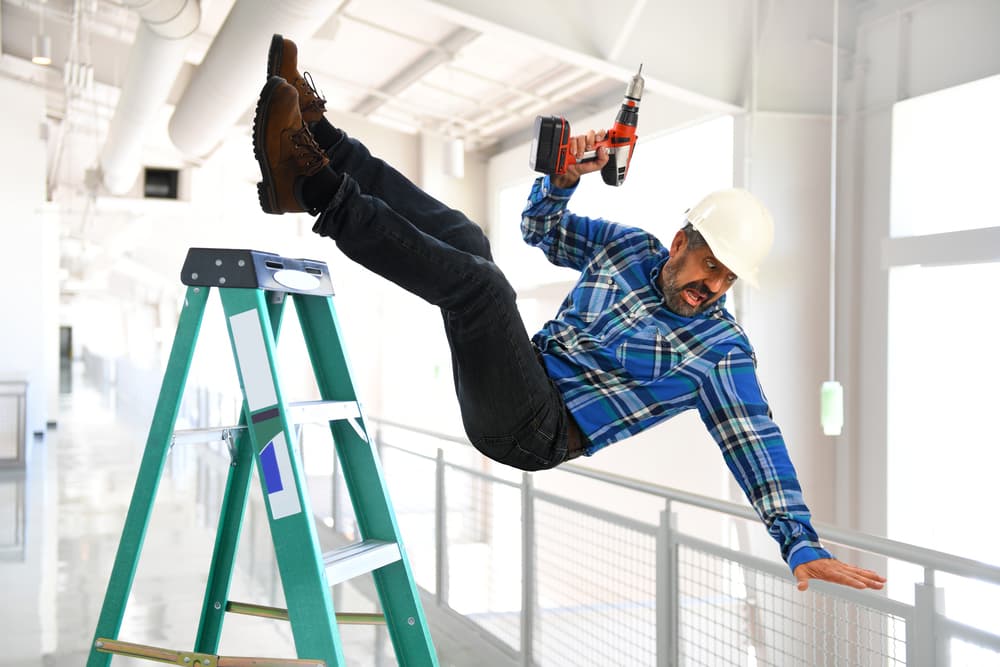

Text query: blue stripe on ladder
(260, 441), (284, 492)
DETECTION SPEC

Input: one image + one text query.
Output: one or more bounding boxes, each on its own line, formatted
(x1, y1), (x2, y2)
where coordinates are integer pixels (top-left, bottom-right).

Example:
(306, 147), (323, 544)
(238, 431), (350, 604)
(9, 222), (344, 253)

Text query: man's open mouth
(683, 288), (706, 307)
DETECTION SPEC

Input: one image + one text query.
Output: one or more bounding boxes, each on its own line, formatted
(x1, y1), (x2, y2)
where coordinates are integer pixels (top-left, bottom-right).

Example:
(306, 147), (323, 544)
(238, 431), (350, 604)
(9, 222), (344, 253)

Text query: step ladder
(87, 248), (438, 667)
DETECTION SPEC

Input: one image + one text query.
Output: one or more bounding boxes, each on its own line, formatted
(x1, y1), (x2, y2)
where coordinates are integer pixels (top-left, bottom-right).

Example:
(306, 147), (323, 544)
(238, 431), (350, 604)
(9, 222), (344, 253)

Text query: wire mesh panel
(444, 465), (523, 653)
(533, 496), (657, 666)
(677, 544), (906, 667)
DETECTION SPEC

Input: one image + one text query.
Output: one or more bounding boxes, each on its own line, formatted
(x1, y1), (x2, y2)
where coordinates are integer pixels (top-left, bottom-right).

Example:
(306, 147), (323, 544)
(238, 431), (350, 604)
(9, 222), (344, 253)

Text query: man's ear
(670, 230), (687, 256)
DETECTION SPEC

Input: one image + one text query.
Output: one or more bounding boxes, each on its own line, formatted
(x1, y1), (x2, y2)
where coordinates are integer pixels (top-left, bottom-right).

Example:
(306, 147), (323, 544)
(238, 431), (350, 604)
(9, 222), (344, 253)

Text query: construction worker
(253, 35), (886, 593)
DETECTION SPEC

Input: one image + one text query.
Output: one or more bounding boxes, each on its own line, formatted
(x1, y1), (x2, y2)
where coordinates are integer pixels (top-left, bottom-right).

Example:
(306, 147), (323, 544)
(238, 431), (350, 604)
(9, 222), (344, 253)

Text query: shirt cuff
(543, 174), (578, 198)
(787, 543), (835, 572)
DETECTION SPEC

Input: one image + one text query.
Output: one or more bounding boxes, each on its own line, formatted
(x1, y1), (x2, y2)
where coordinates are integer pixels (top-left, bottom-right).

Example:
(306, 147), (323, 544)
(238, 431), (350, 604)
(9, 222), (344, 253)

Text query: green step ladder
(87, 248), (438, 667)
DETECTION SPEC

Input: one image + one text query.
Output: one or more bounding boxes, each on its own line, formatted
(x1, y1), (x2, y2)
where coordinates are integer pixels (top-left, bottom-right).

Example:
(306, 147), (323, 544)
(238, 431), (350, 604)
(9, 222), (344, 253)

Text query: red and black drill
(529, 65), (645, 186)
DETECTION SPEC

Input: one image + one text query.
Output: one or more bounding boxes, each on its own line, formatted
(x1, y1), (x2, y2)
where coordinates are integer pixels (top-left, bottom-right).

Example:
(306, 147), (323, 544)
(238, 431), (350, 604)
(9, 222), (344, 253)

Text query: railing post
(657, 504), (679, 667)
(521, 472), (535, 667)
(435, 448), (449, 606)
(909, 569), (946, 667)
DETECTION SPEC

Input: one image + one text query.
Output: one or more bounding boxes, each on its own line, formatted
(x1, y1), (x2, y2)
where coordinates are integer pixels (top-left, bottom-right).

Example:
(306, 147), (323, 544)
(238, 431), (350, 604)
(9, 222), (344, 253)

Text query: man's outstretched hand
(794, 559), (886, 591)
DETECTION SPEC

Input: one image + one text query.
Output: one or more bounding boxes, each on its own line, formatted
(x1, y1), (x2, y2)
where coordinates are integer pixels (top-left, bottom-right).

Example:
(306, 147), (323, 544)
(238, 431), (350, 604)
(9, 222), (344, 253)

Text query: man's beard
(659, 259), (717, 317)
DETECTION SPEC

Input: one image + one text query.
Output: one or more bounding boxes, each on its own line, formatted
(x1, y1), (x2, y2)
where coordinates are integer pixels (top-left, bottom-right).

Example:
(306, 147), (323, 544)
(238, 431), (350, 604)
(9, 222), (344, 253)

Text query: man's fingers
(796, 561), (887, 592)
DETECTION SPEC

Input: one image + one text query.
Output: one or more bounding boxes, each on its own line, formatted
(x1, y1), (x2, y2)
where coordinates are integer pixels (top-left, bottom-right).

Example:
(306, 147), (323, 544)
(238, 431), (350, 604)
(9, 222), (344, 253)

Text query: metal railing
(159, 373), (1000, 667)
(320, 418), (1000, 667)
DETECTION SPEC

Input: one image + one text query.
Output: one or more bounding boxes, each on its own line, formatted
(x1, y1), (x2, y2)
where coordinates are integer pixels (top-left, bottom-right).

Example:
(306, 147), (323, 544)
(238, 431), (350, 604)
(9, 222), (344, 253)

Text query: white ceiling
(0, 0), (867, 206)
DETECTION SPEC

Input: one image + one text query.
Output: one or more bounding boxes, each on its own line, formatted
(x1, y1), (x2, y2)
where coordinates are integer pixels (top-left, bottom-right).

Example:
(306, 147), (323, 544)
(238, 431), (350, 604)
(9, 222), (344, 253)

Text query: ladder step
(172, 400), (361, 446)
(286, 400), (362, 425)
(323, 539), (401, 586)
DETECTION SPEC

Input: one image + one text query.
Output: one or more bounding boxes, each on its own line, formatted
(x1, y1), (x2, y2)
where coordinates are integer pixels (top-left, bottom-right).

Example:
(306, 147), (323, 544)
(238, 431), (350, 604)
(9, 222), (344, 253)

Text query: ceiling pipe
(98, 0), (200, 195)
(168, 0), (344, 158)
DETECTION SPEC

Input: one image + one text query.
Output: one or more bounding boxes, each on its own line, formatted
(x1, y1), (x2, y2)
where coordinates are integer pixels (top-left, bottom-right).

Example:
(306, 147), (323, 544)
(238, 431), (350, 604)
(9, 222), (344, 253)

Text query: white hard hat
(685, 188), (774, 288)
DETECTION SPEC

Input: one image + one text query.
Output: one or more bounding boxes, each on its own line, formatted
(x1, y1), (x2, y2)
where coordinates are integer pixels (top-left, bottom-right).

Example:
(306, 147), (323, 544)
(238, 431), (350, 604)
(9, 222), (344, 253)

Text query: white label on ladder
(229, 309), (278, 411)
(260, 432), (302, 520)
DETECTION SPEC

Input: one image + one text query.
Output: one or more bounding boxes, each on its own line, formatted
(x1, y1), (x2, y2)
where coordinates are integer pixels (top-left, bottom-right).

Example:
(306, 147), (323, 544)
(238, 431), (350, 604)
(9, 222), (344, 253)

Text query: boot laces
(298, 71), (327, 111)
(290, 124), (325, 172)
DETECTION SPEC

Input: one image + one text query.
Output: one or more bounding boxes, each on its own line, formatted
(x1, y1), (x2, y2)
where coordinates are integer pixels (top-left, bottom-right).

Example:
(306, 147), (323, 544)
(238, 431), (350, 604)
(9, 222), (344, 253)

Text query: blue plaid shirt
(522, 176), (831, 570)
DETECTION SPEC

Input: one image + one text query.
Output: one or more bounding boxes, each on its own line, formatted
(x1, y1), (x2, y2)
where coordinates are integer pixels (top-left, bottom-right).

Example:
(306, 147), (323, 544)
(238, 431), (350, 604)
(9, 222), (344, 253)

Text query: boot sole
(266, 33), (284, 79)
(253, 76), (283, 215)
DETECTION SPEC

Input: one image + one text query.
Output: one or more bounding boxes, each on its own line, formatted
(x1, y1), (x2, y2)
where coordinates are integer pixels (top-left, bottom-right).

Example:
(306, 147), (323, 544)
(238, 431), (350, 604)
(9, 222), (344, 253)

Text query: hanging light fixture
(443, 135), (465, 179)
(32, 1), (52, 66)
(32, 35), (52, 66)
(821, 0), (844, 437)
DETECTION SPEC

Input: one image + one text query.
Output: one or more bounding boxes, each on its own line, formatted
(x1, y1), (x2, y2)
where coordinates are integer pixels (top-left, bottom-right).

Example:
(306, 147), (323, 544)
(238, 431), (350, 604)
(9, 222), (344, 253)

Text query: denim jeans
(312, 134), (571, 471)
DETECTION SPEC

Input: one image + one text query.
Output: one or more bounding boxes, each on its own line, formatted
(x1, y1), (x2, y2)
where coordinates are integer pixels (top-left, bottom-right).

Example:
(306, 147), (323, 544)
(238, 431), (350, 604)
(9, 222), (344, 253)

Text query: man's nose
(704, 274), (725, 293)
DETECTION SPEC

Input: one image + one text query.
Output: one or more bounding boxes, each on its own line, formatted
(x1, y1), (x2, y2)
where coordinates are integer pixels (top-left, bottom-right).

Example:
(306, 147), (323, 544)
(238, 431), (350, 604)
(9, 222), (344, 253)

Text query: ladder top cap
(181, 248), (334, 296)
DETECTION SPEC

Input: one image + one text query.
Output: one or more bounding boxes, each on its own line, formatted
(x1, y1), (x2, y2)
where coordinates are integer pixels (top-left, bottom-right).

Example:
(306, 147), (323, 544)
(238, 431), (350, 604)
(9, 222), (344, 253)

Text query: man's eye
(727, 274), (738, 284)
(705, 259), (717, 270)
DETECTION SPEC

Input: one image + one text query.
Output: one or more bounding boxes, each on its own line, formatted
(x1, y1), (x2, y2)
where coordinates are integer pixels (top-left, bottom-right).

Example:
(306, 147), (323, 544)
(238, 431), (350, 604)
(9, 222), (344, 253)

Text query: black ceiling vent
(144, 167), (179, 199)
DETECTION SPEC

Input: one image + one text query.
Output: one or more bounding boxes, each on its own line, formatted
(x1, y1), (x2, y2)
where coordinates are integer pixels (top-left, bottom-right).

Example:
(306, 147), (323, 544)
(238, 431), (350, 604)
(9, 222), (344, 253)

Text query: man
(254, 34), (885, 593)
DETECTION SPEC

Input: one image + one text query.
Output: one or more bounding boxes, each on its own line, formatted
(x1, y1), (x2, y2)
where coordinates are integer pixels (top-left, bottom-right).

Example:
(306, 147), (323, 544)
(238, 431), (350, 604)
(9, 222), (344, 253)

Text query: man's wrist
(550, 174), (579, 190)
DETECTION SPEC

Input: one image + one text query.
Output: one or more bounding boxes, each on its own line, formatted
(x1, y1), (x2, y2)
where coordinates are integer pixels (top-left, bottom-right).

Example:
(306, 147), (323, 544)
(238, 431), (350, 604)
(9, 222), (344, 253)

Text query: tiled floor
(0, 370), (419, 666)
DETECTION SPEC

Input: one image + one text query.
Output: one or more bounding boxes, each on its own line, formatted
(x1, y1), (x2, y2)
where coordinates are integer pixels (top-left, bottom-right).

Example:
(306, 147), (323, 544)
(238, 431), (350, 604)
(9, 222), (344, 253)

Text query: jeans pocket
(472, 416), (564, 472)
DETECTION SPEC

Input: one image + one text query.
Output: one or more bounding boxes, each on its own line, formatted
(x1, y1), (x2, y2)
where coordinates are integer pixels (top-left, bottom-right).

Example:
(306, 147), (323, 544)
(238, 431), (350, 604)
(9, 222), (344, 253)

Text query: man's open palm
(793, 559), (886, 591)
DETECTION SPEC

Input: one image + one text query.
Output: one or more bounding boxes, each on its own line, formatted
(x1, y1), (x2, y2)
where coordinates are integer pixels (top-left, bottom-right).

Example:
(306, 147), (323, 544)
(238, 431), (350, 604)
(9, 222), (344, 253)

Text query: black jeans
(312, 134), (571, 471)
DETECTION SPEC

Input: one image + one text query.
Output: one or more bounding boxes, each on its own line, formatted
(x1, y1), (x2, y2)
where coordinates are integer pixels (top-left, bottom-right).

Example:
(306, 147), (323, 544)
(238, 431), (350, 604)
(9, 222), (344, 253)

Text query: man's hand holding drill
(551, 129), (611, 189)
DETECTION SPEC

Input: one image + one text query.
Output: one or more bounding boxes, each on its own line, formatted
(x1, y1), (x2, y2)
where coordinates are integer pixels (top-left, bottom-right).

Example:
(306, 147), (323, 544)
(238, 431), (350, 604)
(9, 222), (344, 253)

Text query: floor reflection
(0, 371), (396, 666)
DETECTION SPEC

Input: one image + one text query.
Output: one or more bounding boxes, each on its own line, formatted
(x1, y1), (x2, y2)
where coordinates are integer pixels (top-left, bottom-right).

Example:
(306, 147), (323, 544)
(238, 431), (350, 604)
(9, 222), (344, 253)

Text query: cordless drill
(529, 65), (645, 186)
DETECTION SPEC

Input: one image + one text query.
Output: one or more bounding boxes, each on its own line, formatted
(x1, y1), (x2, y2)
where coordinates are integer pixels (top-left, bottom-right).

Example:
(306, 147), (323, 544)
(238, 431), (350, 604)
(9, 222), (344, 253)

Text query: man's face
(658, 231), (738, 317)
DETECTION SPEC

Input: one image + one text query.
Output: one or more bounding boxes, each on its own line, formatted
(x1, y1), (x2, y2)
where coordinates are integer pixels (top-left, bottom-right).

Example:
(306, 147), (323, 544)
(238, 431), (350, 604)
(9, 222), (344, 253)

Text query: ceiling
(0, 0), (867, 198)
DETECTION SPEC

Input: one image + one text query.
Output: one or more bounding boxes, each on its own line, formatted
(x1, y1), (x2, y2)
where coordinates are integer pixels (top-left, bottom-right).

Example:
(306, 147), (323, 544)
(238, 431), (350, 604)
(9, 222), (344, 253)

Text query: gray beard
(659, 261), (712, 317)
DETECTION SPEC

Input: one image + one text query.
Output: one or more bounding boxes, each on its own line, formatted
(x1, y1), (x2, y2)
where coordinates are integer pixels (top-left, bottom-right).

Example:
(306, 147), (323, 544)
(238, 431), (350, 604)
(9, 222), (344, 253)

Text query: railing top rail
(370, 416), (1000, 586)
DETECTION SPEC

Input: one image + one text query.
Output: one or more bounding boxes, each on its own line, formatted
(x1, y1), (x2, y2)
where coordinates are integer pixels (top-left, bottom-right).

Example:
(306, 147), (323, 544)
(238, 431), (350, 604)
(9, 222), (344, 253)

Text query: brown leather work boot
(253, 76), (329, 215)
(267, 34), (327, 125)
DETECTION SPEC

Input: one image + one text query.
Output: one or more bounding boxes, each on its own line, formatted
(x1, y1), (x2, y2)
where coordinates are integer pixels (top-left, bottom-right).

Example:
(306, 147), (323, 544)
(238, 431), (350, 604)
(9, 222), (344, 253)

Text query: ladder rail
(195, 293), (289, 653)
(87, 286), (211, 667)
(295, 293), (439, 665)
(219, 287), (346, 665)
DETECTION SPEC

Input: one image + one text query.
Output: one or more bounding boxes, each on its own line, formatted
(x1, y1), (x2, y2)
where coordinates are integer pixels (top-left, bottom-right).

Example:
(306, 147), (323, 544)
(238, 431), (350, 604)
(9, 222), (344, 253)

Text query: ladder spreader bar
(226, 601), (386, 625)
(94, 638), (325, 666)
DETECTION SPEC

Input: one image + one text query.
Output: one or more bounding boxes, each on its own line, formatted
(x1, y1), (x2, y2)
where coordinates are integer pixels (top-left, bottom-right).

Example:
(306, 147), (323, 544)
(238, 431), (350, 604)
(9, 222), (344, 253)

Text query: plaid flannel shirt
(521, 176), (831, 570)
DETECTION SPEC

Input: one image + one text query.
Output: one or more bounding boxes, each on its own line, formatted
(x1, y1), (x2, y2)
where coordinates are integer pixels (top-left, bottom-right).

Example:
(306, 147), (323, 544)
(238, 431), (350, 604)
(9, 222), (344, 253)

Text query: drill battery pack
(529, 115), (572, 175)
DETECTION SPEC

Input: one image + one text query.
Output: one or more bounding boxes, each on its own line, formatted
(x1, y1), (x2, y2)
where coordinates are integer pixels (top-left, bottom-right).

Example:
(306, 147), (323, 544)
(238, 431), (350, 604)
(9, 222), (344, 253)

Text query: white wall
(0, 78), (56, 441)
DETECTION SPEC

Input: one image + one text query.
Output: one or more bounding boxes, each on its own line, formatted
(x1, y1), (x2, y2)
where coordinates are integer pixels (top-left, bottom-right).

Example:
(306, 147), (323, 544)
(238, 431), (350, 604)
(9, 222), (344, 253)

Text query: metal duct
(168, 0), (343, 158)
(98, 0), (200, 195)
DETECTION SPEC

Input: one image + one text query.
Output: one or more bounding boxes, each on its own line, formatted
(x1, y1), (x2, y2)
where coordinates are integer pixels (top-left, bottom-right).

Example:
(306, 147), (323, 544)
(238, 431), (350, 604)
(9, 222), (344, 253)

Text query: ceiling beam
(351, 26), (480, 116)
(414, 0), (744, 114)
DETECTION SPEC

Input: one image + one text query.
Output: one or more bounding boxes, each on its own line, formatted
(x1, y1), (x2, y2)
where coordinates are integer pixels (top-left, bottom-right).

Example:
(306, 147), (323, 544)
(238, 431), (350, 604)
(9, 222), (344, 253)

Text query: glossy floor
(0, 373), (432, 666)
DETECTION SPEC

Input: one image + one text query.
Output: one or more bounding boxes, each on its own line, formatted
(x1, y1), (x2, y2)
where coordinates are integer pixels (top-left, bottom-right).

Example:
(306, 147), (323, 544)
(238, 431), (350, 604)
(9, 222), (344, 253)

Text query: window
(886, 74), (1000, 640)
(890, 74), (1000, 238)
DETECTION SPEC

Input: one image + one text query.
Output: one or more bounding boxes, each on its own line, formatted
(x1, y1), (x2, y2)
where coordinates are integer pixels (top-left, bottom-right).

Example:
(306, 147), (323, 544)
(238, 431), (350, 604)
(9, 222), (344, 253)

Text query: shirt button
(607, 278), (614, 285)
